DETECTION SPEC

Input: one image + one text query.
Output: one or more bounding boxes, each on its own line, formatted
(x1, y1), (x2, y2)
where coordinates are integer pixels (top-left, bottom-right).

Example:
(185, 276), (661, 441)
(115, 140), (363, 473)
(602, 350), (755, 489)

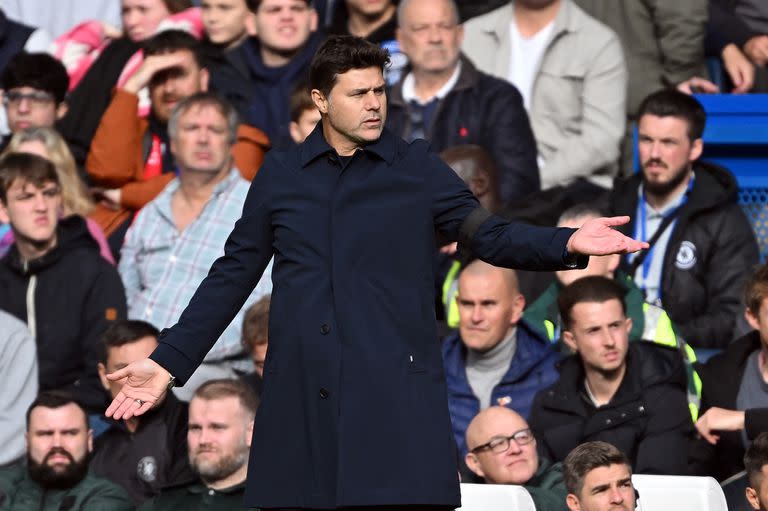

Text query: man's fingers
(600, 216), (630, 227)
(106, 367), (130, 381)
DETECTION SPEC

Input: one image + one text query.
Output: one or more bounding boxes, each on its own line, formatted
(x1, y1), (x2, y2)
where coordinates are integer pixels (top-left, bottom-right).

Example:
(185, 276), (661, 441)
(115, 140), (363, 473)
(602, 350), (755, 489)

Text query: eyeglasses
(469, 428), (534, 454)
(3, 90), (55, 107)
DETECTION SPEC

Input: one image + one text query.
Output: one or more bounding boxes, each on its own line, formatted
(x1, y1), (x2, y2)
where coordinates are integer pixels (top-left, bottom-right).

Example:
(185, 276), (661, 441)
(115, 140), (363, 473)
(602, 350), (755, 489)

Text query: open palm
(567, 216), (649, 256)
(104, 358), (170, 420)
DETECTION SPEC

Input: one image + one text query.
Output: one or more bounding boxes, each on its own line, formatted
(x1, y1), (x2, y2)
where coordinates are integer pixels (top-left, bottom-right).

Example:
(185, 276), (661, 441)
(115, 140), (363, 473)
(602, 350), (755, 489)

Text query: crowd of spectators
(0, 0), (766, 509)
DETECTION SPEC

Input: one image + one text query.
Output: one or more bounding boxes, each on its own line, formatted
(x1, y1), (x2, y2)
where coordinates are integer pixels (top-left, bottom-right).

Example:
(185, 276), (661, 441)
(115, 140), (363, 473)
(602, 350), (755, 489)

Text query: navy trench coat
(150, 125), (580, 509)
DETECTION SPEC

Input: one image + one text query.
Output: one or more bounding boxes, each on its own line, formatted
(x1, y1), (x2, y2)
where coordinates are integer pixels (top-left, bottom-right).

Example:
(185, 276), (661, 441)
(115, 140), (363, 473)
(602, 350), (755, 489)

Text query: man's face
(202, 0), (252, 47)
(567, 464), (635, 511)
(148, 49), (209, 123)
(563, 299), (631, 377)
(170, 104), (232, 175)
(747, 467), (768, 511)
(0, 179), (60, 249)
(313, 67), (387, 152)
(747, 299), (768, 350)
(121, 0), (172, 42)
(4, 87), (63, 133)
(188, 396), (253, 484)
(465, 409), (539, 485)
(289, 107), (321, 144)
(250, 342), (268, 377)
(397, 0), (462, 75)
(555, 216), (620, 287)
(637, 114), (702, 198)
(253, 0), (317, 57)
(26, 404), (92, 489)
(98, 336), (159, 400)
(457, 268), (525, 352)
(345, 0), (393, 18)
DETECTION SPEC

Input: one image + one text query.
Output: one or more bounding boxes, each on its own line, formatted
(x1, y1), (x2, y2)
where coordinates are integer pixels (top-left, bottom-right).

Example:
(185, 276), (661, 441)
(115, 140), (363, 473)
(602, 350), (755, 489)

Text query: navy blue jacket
(150, 124), (582, 508)
(209, 32), (324, 147)
(442, 319), (560, 456)
(387, 55), (540, 206)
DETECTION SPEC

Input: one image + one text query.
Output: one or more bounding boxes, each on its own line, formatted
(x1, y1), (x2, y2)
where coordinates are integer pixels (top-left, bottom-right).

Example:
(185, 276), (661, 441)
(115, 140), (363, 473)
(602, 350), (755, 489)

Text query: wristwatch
(166, 373), (176, 391)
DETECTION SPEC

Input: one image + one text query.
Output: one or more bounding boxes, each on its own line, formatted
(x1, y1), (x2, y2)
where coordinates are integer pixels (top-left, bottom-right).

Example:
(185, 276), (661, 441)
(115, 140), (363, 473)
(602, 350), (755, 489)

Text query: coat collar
(299, 122), (397, 167)
(389, 54), (481, 108)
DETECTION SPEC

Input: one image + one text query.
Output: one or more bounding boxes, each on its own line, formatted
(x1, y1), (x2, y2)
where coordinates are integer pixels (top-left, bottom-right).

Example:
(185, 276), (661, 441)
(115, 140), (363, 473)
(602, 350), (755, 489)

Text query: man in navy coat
(105, 35), (647, 510)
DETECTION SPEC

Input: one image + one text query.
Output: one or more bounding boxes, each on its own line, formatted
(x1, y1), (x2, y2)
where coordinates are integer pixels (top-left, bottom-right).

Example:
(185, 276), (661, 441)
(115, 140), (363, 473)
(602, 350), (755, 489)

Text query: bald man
(465, 406), (568, 511)
(441, 260), (560, 456)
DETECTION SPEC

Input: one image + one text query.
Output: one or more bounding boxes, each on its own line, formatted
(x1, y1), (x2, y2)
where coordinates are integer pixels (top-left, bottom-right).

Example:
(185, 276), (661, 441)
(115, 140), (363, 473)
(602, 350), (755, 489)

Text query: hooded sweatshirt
(0, 215), (126, 411)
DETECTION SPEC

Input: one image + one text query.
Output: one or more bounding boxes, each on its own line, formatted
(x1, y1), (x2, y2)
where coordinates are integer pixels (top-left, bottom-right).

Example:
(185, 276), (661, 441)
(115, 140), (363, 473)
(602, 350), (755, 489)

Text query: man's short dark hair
(143, 29), (206, 69)
(100, 320), (160, 364)
(745, 264), (768, 317)
(637, 89), (706, 142)
(309, 35), (391, 97)
(563, 441), (631, 496)
(242, 295), (270, 353)
(0, 52), (69, 104)
(289, 79), (316, 123)
(557, 276), (627, 330)
(164, 0), (194, 12)
(746, 432), (768, 489)
(0, 152), (59, 203)
(193, 378), (259, 418)
(26, 392), (87, 431)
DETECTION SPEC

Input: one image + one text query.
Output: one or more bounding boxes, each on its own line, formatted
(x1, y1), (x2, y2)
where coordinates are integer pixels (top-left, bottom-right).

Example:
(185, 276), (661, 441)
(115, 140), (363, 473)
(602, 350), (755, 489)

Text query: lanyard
(631, 177), (694, 300)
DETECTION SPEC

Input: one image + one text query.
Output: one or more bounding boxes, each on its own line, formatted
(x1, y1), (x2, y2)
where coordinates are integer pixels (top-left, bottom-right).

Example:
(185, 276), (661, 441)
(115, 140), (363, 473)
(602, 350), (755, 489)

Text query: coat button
(320, 324), (331, 335)
(605, 418), (612, 425)
(319, 388), (330, 399)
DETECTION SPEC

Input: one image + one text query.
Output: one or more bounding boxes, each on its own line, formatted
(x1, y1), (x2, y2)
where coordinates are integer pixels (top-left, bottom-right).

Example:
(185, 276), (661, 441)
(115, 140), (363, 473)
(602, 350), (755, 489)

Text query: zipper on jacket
(26, 274), (37, 338)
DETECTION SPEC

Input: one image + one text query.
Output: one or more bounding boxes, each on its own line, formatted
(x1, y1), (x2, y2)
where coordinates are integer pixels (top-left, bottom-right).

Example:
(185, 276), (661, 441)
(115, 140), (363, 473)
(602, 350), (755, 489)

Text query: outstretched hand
(566, 216), (649, 256)
(104, 358), (171, 420)
(695, 407), (746, 445)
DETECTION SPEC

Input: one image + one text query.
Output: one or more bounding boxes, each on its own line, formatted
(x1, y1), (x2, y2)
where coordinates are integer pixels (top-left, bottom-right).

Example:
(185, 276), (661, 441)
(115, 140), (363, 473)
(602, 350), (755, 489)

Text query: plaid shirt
(119, 169), (272, 362)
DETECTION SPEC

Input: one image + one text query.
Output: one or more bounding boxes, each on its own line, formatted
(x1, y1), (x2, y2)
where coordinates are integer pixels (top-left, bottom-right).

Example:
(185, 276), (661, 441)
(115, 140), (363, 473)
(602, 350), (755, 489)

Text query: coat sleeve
(427, 148), (578, 270)
(540, 32), (627, 189)
(646, 0), (707, 87)
(706, 0), (757, 56)
(79, 481), (134, 511)
(674, 208), (759, 348)
(76, 262), (128, 411)
(0, 318), (37, 465)
(485, 81), (540, 206)
(149, 154), (276, 385)
(85, 88), (146, 188)
(634, 382), (693, 475)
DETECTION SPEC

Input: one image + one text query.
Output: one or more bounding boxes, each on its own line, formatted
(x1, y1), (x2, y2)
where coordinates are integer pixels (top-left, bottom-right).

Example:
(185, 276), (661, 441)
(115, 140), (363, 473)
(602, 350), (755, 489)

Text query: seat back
(458, 483), (536, 511)
(632, 474), (728, 511)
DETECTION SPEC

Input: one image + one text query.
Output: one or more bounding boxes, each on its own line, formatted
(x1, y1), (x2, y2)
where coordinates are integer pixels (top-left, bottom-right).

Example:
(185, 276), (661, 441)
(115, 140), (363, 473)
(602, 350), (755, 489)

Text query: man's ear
(0, 199), (9, 224)
(464, 452), (485, 478)
(87, 428), (93, 453)
(746, 486), (761, 510)
(746, 308), (761, 332)
(311, 89), (328, 115)
(97, 362), (110, 391)
(56, 101), (68, 120)
(689, 137), (703, 162)
(246, 420), (254, 448)
(562, 329), (578, 353)
(566, 493), (581, 511)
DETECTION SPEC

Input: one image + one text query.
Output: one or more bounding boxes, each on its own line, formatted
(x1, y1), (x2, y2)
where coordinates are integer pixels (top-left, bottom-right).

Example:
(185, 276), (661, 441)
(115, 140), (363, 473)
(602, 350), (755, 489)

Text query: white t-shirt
(507, 17), (554, 111)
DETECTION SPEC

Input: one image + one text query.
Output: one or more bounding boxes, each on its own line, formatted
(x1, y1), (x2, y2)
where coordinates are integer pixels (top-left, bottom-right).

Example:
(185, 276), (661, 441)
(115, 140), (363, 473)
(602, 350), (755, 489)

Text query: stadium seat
(632, 474), (728, 511)
(458, 483), (536, 511)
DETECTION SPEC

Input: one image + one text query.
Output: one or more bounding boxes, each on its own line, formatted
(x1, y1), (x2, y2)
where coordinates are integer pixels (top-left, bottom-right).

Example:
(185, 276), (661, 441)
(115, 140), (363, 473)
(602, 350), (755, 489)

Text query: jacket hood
(3, 215), (99, 275)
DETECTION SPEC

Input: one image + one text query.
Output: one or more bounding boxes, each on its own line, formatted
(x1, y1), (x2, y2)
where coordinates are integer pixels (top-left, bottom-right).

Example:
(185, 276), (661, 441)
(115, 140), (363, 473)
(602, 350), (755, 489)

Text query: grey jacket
(574, 0), (707, 117)
(462, 0), (627, 190)
(0, 310), (37, 466)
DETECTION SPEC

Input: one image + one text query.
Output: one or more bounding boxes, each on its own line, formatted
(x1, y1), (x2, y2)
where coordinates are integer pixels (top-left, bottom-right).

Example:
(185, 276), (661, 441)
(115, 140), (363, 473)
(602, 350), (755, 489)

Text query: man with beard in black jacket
(0, 153), (126, 413)
(608, 89), (759, 349)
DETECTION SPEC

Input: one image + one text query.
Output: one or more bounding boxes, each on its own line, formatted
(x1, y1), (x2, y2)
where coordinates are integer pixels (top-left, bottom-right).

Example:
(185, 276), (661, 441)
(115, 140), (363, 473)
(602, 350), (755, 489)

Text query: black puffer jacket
(529, 342), (693, 475)
(387, 55), (540, 206)
(0, 216), (126, 411)
(608, 161), (759, 348)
